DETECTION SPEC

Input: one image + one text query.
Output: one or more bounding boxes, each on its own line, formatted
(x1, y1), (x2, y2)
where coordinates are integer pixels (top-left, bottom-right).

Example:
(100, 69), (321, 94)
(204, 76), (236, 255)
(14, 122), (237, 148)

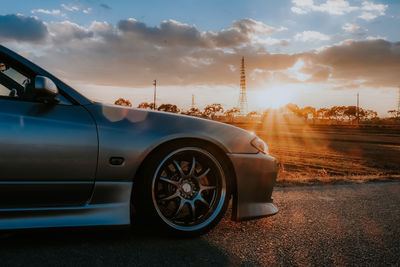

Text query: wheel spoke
(189, 200), (196, 220)
(173, 160), (185, 178)
(195, 168), (210, 181)
(199, 184), (216, 192)
(189, 157), (196, 176)
(159, 191), (180, 201)
(195, 194), (210, 207)
(159, 176), (179, 187)
(173, 197), (186, 218)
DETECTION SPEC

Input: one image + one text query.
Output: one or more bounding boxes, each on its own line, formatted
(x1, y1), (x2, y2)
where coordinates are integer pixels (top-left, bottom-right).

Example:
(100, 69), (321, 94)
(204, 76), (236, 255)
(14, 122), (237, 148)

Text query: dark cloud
(28, 18), (289, 88)
(303, 39), (400, 88)
(14, 17), (396, 91)
(35, 37), (295, 87)
(0, 14), (48, 42)
(117, 19), (205, 47)
(100, 3), (111, 10)
(117, 18), (276, 48)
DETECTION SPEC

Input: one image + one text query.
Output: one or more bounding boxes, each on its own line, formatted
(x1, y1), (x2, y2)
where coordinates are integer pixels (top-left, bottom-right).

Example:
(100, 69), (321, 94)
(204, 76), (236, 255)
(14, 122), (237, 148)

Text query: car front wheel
(134, 144), (231, 236)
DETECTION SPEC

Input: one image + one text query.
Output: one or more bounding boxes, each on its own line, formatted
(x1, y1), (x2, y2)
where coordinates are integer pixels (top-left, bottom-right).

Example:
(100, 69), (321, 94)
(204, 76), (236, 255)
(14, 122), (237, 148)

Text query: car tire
(133, 142), (231, 236)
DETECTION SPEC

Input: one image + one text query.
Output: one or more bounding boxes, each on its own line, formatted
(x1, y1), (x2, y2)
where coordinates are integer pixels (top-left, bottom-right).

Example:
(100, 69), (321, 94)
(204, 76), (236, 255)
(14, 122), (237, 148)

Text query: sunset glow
(0, 2), (399, 262)
(0, 0), (399, 115)
(253, 86), (296, 109)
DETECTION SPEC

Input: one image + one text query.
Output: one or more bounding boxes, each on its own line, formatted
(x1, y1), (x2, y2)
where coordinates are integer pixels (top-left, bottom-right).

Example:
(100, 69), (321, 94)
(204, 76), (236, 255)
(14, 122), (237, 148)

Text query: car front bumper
(229, 152), (278, 221)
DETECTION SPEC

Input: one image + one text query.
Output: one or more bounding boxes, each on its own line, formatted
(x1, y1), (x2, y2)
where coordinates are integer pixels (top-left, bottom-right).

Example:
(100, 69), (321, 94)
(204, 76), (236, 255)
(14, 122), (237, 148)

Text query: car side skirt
(0, 182), (132, 230)
(229, 153), (278, 221)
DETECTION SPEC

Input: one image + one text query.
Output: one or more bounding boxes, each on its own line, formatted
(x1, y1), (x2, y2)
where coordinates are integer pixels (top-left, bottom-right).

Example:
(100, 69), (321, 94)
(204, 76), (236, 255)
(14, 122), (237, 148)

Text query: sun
(252, 85), (296, 109)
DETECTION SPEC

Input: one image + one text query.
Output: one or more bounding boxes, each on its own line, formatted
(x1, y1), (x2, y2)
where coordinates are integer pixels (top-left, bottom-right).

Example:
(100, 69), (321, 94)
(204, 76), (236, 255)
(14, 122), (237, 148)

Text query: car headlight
(251, 136), (268, 154)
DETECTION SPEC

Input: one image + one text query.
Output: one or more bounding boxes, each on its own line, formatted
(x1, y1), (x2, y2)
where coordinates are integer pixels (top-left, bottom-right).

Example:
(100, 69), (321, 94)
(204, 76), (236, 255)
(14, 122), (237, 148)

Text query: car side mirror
(34, 75), (59, 103)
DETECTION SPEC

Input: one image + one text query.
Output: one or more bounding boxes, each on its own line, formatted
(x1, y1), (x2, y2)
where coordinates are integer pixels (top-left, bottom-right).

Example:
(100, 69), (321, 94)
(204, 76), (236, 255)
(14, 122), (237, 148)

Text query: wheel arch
(132, 137), (237, 200)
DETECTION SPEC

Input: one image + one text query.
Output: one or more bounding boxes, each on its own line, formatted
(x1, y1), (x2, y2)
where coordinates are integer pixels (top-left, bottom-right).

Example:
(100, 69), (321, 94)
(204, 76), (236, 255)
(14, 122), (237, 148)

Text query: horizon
(1, 0), (399, 116)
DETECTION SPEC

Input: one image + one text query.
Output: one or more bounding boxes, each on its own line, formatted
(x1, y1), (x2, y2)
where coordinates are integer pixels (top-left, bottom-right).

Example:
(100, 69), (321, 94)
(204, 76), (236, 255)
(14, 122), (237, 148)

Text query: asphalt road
(1, 181), (399, 266)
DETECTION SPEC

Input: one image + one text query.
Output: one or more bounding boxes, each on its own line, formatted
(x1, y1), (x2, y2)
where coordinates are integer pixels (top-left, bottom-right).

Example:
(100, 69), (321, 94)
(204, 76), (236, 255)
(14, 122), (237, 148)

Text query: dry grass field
(231, 121), (400, 186)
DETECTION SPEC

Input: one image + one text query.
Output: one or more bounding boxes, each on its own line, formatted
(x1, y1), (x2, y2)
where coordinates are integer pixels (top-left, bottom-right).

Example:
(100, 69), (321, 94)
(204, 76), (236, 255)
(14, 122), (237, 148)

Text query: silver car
(0, 45), (277, 236)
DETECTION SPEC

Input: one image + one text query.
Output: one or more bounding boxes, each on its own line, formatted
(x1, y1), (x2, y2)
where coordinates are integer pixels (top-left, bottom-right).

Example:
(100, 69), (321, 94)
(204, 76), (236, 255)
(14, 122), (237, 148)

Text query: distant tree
(344, 106), (358, 121)
(300, 106), (316, 120)
(225, 107), (240, 121)
(114, 98), (132, 107)
(362, 109), (378, 120)
(182, 107), (202, 117)
(326, 107), (337, 120)
(157, 104), (180, 113)
(359, 108), (366, 120)
(327, 106), (346, 121)
(388, 110), (400, 119)
(285, 103), (300, 114)
(284, 103), (307, 118)
(316, 108), (329, 120)
(137, 102), (155, 110)
(247, 111), (261, 117)
(204, 103), (224, 119)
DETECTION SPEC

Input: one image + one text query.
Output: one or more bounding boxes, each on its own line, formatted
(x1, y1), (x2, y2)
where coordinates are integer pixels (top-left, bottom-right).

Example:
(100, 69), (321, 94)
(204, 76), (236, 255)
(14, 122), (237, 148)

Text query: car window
(0, 60), (71, 105)
(2, 66), (29, 86)
(0, 61), (28, 99)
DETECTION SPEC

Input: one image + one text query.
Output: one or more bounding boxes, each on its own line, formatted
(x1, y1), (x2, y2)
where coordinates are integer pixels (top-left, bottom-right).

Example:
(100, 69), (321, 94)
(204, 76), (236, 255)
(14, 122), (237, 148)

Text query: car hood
(85, 102), (259, 154)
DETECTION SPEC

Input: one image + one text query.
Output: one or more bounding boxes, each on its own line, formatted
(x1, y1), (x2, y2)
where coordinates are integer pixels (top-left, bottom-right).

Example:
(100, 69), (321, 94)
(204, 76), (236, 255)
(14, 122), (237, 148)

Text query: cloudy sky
(1, 0), (399, 115)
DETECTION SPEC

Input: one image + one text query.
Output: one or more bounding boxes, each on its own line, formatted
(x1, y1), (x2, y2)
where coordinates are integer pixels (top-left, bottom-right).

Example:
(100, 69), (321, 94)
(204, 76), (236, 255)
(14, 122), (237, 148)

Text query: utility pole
(356, 92), (360, 124)
(239, 56), (248, 115)
(153, 80), (157, 110)
(397, 86), (400, 117)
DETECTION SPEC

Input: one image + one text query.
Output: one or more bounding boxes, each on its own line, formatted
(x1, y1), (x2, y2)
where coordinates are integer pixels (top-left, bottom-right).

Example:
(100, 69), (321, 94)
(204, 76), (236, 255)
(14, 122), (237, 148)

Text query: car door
(0, 60), (98, 209)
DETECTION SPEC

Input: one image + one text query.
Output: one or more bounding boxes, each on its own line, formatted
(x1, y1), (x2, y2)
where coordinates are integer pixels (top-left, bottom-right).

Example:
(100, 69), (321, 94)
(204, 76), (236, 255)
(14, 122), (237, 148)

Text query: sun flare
(253, 85), (296, 109)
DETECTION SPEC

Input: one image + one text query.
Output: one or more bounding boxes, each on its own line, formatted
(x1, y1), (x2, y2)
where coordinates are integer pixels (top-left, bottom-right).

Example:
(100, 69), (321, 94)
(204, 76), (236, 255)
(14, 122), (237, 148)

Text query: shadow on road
(0, 226), (232, 266)
(2, 183), (400, 266)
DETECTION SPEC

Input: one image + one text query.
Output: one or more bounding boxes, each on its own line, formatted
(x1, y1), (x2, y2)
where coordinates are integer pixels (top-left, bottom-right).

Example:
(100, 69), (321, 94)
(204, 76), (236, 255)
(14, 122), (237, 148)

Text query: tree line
(114, 98), (242, 120)
(114, 98), (400, 123)
(282, 103), (379, 121)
